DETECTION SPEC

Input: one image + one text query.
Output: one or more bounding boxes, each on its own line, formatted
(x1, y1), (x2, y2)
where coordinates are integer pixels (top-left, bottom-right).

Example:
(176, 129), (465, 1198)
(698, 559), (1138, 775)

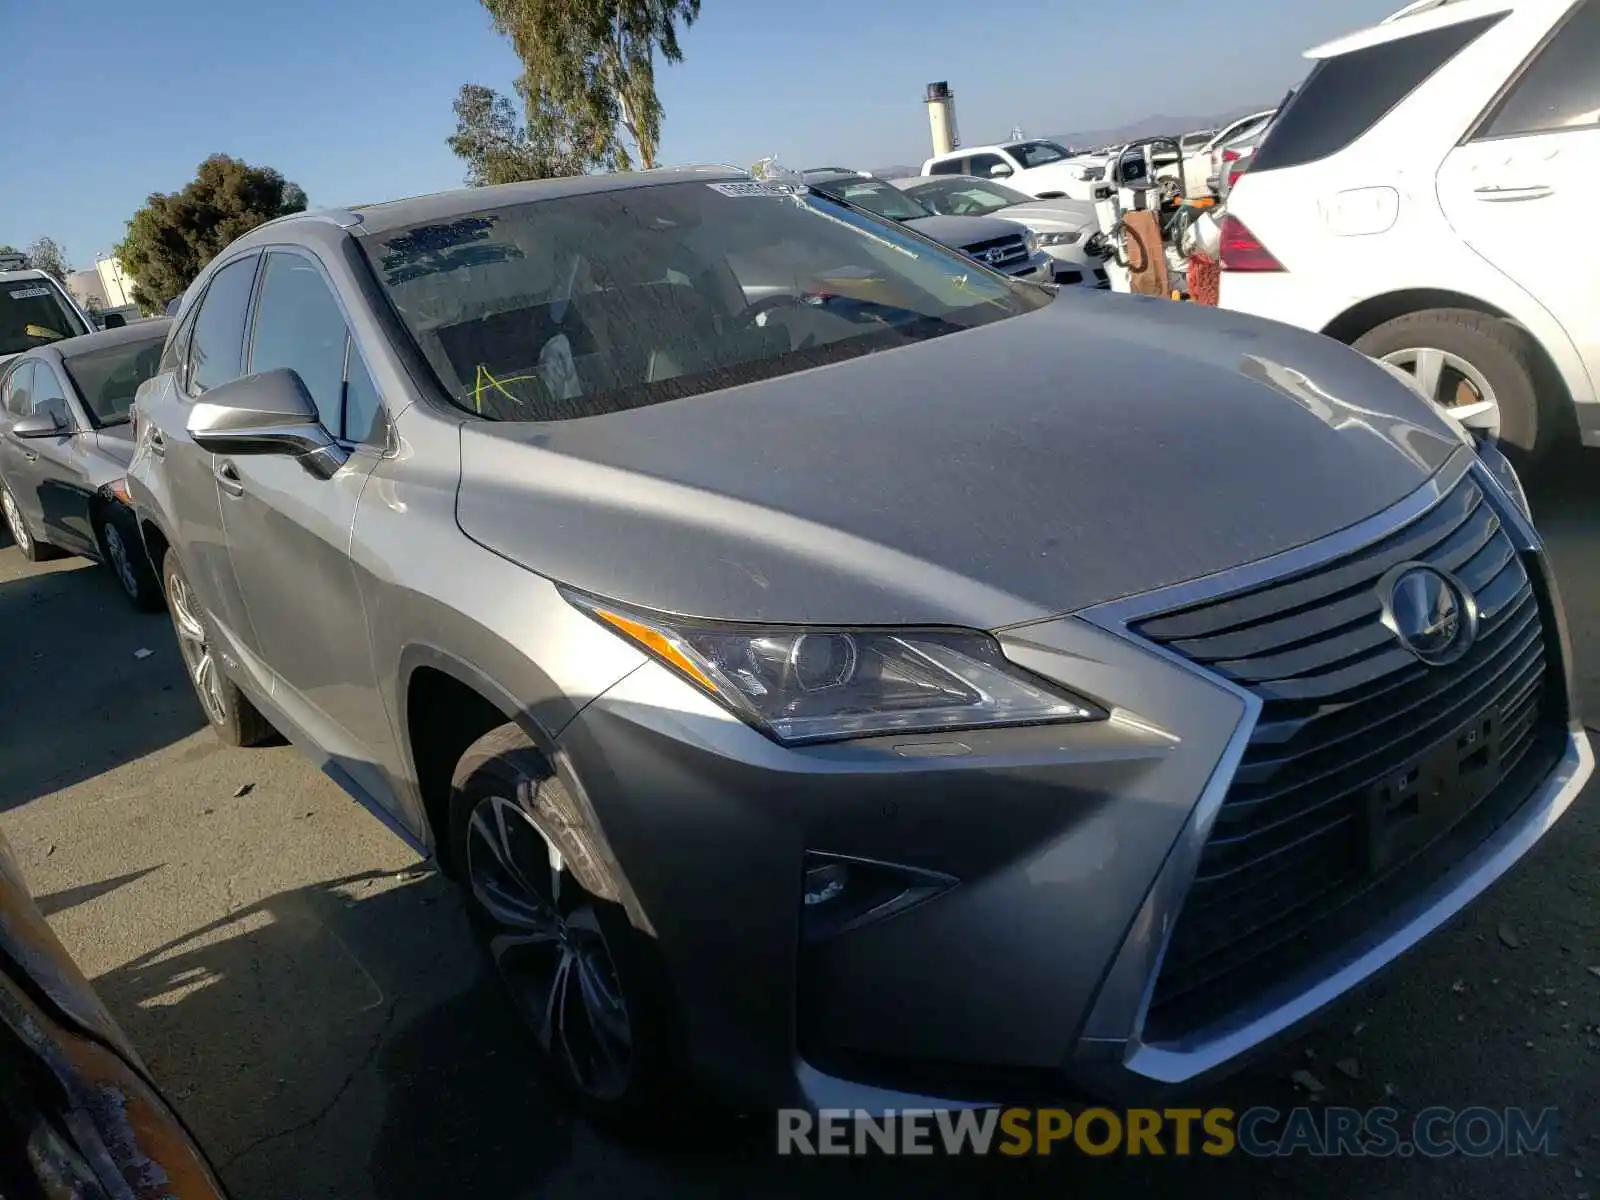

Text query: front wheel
(98, 505), (164, 612)
(162, 552), (274, 746)
(1354, 309), (1561, 463)
(448, 725), (670, 1125)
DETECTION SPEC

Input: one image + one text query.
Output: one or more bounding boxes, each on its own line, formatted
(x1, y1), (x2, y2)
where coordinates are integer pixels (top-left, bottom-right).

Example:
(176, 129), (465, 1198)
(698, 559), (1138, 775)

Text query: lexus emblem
(1378, 563), (1478, 666)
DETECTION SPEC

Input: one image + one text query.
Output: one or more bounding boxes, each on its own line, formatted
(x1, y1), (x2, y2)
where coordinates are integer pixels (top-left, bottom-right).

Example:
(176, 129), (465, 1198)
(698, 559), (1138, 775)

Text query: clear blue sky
(2, 0), (1401, 271)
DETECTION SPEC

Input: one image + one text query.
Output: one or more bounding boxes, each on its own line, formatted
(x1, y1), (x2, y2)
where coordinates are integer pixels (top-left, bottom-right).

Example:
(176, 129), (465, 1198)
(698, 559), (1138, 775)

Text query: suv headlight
(1023, 231), (1040, 255)
(566, 593), (1105, 745)
(1034, 230), (1082, 247)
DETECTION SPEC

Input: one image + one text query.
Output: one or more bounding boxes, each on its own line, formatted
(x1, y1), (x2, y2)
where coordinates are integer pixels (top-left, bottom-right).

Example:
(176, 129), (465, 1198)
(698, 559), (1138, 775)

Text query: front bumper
(554, 454), (1590, 1111)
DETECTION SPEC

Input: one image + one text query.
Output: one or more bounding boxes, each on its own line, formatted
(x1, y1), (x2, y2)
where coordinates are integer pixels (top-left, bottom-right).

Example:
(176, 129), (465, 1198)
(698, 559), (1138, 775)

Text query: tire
(448, 724), (671, 1127)
(1, 481), (64, 563)
(97, 504), (164, 613)
(161, 551), (274, 747)
(1353, 308), (1560, 463)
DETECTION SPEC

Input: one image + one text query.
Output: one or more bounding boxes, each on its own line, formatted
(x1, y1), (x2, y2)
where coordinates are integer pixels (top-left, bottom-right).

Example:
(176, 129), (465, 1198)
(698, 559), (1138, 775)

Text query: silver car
(127, 166), (1591, 1119)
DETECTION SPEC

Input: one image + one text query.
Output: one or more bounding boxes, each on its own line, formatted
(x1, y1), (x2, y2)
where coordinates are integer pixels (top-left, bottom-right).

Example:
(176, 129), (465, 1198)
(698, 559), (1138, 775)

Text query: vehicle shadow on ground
(68, 848), (1600, 1200)
(0, 554), (201, 814)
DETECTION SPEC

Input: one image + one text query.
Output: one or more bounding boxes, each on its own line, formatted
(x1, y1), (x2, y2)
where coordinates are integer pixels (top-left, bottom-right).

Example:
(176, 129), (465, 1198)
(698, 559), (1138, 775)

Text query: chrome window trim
(1065, 449), (1592, 1089)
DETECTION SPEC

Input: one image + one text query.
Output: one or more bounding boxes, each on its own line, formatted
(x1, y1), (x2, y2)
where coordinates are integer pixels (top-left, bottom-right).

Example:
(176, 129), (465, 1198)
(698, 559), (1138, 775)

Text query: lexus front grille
(1133, 473), (1565, 1042)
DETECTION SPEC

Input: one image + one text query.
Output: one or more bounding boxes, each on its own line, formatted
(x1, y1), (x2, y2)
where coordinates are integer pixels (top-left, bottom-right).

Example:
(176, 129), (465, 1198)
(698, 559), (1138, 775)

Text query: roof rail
(1381, 0), (1465, 22)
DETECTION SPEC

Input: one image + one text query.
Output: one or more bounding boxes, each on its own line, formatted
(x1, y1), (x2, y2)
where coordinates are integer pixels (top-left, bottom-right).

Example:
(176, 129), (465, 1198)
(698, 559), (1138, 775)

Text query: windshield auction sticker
(706, 181), (805, 198)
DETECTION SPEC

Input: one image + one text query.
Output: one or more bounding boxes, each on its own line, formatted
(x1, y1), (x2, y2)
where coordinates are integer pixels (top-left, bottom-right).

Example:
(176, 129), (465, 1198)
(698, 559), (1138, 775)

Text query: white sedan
(893, 176), (1108, 288)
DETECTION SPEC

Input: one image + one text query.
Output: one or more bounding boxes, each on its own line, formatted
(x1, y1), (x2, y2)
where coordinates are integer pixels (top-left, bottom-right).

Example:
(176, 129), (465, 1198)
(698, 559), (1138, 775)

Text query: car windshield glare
(817, 179), (931, 222)
(360, 180), (1051, 422)
(60, 334), (168, 426)
(1, 279), (89, 357)
(911, 179), (1031, 216)
(1005, 141), (1071, 168)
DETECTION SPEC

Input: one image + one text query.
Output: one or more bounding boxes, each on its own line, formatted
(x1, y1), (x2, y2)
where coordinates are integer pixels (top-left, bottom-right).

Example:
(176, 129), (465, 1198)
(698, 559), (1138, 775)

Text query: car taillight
(1222, 148), (1242, 163)
(1227, 160), (1250, 190)
(1219, 215), (1284, 272)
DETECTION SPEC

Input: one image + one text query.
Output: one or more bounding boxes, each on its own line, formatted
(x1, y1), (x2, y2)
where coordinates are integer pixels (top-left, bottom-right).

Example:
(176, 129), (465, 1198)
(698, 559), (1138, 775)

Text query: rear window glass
(1251, 14), (1505, 174)
(361, 180), (1050, 423)
(0, 278), (89, 357)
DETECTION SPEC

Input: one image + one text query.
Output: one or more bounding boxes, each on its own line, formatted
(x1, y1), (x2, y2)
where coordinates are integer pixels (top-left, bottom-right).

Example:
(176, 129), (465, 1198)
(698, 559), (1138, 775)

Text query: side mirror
(12, 409), (68, 439)
(186, 368), (348, 479)
(102, 313), (127, 329)
(988, 163), (1013, 179)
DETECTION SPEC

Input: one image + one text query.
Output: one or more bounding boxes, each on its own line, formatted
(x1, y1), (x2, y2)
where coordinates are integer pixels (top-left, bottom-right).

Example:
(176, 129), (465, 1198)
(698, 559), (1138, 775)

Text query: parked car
(800, 170), (1053, 281)
(0, 826), (229, 1196)
(893, 174), (1109, 286)
(1181, 109), (1277, 196)
(1221, 0), (1599, 462)
(0, 320), (170, 609)
(1, 268), (94, 366)
(127, 166), (1590, 1120)
(920, 140), (1106, 201)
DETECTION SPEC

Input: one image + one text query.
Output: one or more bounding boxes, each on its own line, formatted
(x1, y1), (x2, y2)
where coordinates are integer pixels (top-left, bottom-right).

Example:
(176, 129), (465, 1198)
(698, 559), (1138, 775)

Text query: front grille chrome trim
(1065, 450), (1591, 1089)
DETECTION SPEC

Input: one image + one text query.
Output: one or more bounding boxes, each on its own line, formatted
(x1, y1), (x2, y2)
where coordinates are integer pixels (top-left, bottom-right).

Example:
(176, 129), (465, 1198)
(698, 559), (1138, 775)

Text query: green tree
(478, 0), (701, 171)
(24, 237), (71, 284)
(115, 155), (308, 311)
(448, 83), (604, 185)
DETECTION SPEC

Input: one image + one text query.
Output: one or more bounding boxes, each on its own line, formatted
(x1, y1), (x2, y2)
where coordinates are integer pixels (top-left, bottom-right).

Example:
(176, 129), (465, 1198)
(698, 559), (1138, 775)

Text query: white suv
(921, 140), (1106, 201)
(1220, 0), (1599, 461)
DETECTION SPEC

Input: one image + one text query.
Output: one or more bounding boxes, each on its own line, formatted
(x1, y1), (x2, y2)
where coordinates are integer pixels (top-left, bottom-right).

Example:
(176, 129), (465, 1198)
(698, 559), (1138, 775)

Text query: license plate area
(1364, 710), (1504, 876)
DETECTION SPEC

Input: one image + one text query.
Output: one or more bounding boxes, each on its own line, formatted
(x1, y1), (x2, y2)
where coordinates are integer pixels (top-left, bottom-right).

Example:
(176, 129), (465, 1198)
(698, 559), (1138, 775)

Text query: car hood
(997, 198), (1098, 231)
(457, 291), (1463, 628)
(901, 213), (1027, 249)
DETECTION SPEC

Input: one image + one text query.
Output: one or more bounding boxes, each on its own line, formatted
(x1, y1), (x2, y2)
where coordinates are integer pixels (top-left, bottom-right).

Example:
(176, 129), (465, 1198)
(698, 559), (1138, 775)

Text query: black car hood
(900, 212), (1027, 249)
(458, 291), (1462, 628)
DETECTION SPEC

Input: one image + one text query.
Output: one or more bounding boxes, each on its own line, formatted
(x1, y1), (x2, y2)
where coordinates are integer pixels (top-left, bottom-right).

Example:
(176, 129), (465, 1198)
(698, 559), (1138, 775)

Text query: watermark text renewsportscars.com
(777, 1106), (1560, 1158)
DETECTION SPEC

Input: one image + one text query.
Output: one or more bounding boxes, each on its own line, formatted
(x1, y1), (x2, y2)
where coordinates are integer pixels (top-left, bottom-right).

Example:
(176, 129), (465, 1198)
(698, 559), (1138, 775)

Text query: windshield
(60, 332), (167, 426)
(807, 177), (931, 222)
(1004, 141), (1071, 168)
(907, 179), (1032, 217)
(361, 180), (1050, 423)
(1, 278), (89, 357)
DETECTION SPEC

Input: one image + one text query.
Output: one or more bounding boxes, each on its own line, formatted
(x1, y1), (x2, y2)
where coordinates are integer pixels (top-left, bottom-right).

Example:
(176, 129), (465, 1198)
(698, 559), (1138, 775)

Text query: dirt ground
(2, 459), (1596, 1198)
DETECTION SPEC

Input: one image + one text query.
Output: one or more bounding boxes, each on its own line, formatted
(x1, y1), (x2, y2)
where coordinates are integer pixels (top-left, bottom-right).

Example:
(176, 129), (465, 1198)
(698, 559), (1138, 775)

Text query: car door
(1436, 0), (1600, 403)
(0, 362), (41, 522)
(216, 248), (393, 797)
(24, 360), (98, 555)
(138, 252), (264, 658)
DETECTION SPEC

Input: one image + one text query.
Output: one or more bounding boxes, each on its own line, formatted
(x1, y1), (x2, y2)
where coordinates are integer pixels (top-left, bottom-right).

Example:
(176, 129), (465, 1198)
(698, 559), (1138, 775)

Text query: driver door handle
(215, 459), (245, 497)
(1473, 183), (1554, 202)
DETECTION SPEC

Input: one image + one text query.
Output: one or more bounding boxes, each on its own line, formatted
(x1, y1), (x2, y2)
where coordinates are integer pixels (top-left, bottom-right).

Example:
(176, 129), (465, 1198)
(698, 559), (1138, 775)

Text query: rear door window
(1477, 0), (1600, 139)
(966, 152), (1008, 177)
(1250, 14), (1507, 173)
(186, 254), (260, 396)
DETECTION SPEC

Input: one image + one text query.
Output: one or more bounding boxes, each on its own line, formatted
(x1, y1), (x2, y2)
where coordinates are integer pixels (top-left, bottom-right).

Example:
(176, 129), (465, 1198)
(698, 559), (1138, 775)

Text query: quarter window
(928, 158), (964, 176)
(248, 252), (349, 432)
(1478, 0), (1600, 139)
(3, 362), (35, 416)
(29, 364), (71, 428)
(186, 255), (260, 395)
(342, 342), (384, 445)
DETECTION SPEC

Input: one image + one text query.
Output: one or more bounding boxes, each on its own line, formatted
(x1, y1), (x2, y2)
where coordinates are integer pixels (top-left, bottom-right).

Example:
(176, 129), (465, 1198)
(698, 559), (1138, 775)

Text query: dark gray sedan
(0, 321), (170, 609)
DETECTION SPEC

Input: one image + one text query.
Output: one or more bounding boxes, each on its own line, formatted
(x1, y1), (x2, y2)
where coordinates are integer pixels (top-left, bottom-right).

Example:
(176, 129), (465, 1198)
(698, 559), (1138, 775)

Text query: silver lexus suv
(126, 166), (1591, 1119)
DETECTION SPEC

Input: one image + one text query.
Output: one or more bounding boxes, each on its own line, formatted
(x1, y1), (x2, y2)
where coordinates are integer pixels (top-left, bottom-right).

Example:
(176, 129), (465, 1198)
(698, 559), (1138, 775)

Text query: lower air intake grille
(1133, 473), (1565, 1042)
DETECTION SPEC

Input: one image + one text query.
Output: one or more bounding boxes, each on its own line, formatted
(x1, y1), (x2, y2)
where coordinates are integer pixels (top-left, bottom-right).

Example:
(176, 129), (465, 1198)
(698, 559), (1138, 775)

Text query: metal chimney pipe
(925, 82), (959, 157)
